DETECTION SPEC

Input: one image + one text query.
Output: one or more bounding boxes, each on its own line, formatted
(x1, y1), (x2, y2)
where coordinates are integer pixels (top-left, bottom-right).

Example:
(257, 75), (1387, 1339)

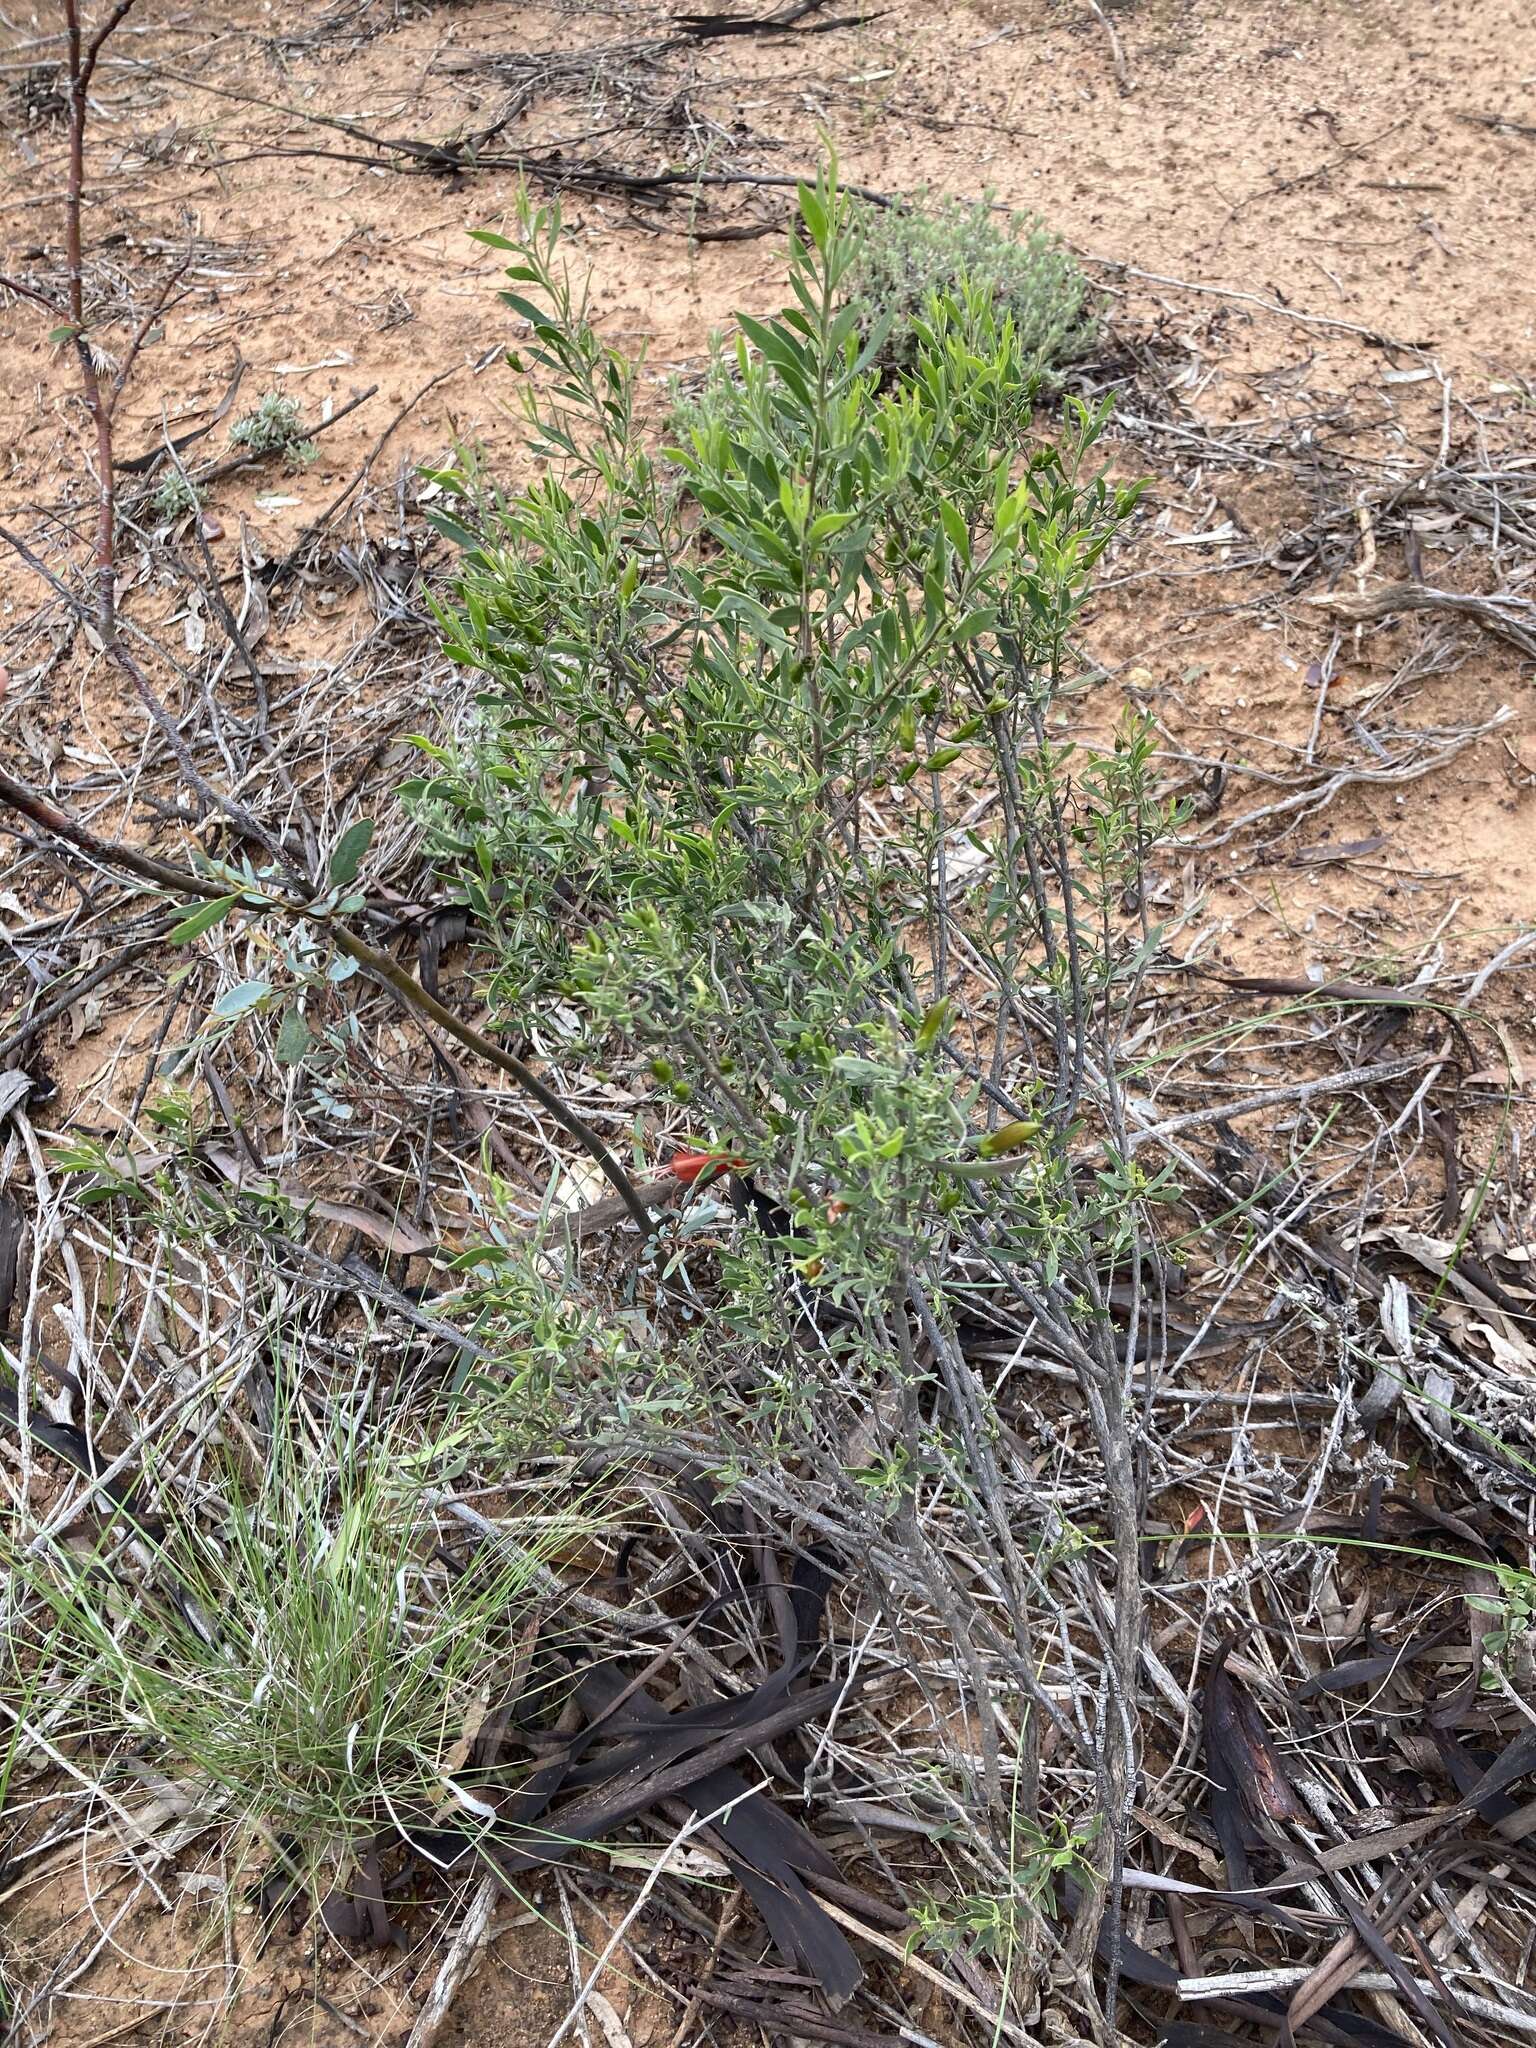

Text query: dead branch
(1179, 708), (1511, 851)
(1307, 581), (1536, 661)
(1086, 0), (1133, 93)
(0, 765), (658, 1234)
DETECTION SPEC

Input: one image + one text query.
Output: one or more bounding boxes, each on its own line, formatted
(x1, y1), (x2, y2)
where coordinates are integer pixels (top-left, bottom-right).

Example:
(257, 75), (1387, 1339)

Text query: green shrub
(412, 169), (1169, 1317)
(107, 168), (1170, 1966)
(670, 191), (1095, 453)
(848, 192), (1097, 378)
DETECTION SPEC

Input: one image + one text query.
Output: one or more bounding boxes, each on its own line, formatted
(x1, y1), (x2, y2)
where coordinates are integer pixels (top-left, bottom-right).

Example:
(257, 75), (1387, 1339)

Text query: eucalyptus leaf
(212, 979), (273, 1021)
(328, 819), (375, 887)
(169, 893), (240, 944)
(274, 1005), (313, 1066)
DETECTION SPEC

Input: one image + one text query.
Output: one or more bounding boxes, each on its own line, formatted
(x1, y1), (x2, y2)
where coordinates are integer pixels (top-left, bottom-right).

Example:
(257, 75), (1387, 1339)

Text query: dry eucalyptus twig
(0, 765), (656, 1232)
(1124, 1054), (1437, 1152)
(0, 917), (176, 1064)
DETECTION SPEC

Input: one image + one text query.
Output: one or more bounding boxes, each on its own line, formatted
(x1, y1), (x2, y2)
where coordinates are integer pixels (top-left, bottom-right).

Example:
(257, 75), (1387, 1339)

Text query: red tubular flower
(670, 1149), (747, 1187)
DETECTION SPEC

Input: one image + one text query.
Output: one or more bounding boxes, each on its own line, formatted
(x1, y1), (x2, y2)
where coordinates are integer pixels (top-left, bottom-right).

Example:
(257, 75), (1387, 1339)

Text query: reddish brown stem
(0, 275), (63, 315)
(62, 0), (142, 643)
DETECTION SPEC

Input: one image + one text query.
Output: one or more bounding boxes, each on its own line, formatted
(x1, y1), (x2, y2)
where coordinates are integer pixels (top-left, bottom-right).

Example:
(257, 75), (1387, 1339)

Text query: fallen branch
(0, 767), (657, 1234)
(403, 1874), (502, 2048)
(1307, 581), (1536, 661)
(1123, 1054), (1436, 1153)
(208, 140), (896, 206)
(270, 366), (462, 586)
(116, 353), (245, 474)
(1179, 708), (1511, 852)
(0, 919), (175, 1064)
(1457, 109), (1536, 141)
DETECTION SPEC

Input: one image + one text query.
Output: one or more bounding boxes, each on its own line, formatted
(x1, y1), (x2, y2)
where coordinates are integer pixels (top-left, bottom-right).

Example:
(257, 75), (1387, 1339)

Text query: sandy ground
(2, 0), (1535, 2039)
(4, 0), (1534, 983)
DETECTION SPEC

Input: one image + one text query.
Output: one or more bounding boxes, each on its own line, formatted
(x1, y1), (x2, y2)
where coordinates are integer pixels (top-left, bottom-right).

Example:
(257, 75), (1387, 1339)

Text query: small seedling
(908, 1815), (1099, 1960)
(1471, 1565), (1536, 1689)
(149, 469), (205, 524)
(229, 391), (318, 467)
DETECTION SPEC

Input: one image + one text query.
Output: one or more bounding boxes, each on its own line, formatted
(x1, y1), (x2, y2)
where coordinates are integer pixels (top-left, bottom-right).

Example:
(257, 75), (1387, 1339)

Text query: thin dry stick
(1123, 1053), (1436, 1152)
(191, 381), (378, 488)
(0, 766), (656, 1231)
(812, 1896), (1033, 2045)
(1087, 256), (1431, 349)
(663, 1887), (742, 2048)
(1086, 0), (1132, 91)
(327, 924), (656, 1231)
(0, 920), (173, 1062)
(403, 1872), (502, 2048)
(1180, 709), (1509, 852)
(276, 363), (465, 575)
(545, 1807), (716, 2048)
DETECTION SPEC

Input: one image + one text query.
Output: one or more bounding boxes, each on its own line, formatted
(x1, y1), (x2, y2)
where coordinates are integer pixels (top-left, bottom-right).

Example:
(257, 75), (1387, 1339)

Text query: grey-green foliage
(229, 391), (318, 466)
(848, 193), (1097, 377)
(671, 191), (1096, 444)
(412, 169), (1169, 1314)
(149, 468), (204, 524)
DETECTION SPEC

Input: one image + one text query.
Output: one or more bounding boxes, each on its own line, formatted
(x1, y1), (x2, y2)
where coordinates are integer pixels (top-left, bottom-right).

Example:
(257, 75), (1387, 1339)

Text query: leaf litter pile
(2, 40), (1536, 2048)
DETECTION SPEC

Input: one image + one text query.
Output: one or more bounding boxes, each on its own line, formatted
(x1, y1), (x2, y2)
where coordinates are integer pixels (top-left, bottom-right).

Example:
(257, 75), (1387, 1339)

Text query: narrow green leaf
(808, 511), (856, 543)
(939, 501), (972, 564)
(915, 998), (951, 1051)
(978, 1118), (1040, 1158)
(169, 892), (240, 944)
(736, 314), (807, 376)
(498, 291), (551, 328)
(797, 183), (829, 252)
(406, 735), (454, 764)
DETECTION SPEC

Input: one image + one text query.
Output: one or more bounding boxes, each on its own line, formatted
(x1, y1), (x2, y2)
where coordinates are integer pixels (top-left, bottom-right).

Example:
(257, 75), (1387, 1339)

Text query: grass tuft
(4, 1380), (584, 1905)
